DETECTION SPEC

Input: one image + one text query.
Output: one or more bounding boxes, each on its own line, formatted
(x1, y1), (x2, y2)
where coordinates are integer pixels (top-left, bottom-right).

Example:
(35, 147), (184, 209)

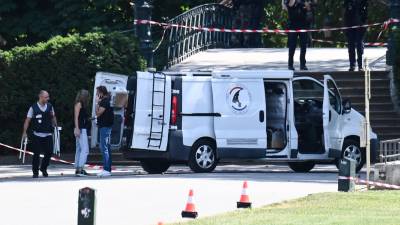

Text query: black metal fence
(166, 4), (233, 68)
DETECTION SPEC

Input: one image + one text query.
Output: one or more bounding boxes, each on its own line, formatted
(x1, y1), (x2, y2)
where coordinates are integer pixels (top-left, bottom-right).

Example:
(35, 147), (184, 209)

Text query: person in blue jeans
(95, 86), (114, 177)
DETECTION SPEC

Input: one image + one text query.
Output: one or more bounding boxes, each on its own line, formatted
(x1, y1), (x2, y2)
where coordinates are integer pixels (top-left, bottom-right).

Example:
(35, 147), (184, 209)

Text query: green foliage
(0, 0), (134, 49)
(0, 32), (145, 150)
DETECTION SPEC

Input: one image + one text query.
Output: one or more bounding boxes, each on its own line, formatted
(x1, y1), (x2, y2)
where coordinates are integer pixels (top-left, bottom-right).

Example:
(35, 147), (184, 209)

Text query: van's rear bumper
(123, 130), (190, 162)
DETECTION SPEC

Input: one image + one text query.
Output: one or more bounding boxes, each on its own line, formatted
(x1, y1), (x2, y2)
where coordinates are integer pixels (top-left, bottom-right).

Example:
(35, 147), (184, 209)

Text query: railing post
(135, 0), (154, 68)
(387, 0), (400, 65)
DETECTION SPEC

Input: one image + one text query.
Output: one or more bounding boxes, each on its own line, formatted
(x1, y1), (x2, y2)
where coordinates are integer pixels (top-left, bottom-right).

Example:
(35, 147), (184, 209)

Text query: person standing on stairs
(344, 0), (368, 71)
(284, 0), (316, 71)
(74, 89), (91, 177)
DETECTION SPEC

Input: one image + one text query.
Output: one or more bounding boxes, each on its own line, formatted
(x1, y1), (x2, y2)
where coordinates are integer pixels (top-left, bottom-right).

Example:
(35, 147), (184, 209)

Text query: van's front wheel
(141, 159), (170, 174)
(288, 162), (315, 173)
(188, 140), (217, 173)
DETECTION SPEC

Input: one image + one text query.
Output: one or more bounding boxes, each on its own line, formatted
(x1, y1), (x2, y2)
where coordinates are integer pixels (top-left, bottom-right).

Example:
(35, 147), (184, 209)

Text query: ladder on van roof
(147, 72), (167, 148)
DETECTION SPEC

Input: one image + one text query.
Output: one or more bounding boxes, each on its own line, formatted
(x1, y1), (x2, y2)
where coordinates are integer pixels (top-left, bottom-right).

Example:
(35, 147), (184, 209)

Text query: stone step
(339, 87), (390, 96)
(352, 102), (395, 111)
(295, 70), (390, 80)
(343, 95), (392, 104)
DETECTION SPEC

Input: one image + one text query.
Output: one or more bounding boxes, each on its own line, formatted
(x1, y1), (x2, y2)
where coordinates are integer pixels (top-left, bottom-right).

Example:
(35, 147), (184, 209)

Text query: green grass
(173, 191), (400, 225)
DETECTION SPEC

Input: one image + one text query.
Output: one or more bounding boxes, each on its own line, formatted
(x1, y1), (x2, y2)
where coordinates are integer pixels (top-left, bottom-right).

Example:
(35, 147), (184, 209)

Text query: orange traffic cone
(237, 181), (252, 208)
(181, 189), (198, 218)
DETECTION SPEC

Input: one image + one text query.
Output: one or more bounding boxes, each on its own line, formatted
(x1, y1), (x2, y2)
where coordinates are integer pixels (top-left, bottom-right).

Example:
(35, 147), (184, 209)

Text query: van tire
(288, 162), (315, 173)
(336, 139), (365, 173)
(188, 140), (217, 173)
(140, 159), (170, 174)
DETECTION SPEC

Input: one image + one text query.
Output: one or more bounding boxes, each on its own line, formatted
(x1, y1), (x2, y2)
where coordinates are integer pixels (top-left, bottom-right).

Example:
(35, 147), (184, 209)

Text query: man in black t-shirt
(95, 86), (114, 177)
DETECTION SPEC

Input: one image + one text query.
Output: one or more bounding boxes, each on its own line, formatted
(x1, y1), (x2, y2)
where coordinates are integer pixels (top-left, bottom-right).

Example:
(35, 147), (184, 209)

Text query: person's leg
(74, 135), (82, 172)
(99, 127), (111, 173)
(40, 136), (53, 174)
(356, 28), (366, 69)
(346, 29), (356, 70)
(105, 127), (112, 172)
(31, 136), (40, 176)
(299, 32), (308, 69)
(287, 33), (297, 69)
(78, 129), (89, 170)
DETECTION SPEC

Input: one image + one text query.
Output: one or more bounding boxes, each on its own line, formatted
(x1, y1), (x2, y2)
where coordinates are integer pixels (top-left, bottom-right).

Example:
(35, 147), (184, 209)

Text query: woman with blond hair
(74, 89), (91, 176)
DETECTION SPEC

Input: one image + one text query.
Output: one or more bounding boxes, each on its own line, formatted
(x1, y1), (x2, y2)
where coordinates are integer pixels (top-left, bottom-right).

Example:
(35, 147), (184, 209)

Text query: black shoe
(300, 66), (308, 71)
(358, 67), (364, 72)
(40, 169), (48, 177)
(349, 66), (355, 72)
(32, 174), (39, 178)
(288, 66), (295, 71)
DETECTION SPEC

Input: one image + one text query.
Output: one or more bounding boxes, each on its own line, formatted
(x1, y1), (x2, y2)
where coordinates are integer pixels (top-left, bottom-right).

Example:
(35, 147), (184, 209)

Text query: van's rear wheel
(188, 140), (217, 173)
(288, 162), (315, 173)
(140, 159), (170, 174)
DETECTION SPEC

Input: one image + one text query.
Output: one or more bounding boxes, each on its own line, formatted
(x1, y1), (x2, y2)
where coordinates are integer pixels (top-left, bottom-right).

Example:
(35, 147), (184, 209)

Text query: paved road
(0, 164), (347, 225)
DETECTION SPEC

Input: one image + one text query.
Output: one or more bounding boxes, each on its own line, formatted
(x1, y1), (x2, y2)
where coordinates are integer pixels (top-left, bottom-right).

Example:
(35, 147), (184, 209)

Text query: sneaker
(358, 67), (364, 72)
(40, 169), (48, 177)
(349, 66), (355, 72)
(288, 66), (295, 71)
(300, 65), (308, 71)
(97, 170), (111, 177)
(76, 170), (87, 177)
(32, 173), (39, 178)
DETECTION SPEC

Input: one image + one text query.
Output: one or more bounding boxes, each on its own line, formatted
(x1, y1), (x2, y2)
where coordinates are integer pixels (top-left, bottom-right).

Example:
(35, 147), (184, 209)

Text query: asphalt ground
(0, 164), (357, 225)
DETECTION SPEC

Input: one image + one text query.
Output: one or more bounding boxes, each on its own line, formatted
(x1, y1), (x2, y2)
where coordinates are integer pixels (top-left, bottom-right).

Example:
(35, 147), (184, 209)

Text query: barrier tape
(312, 39), (387, 47)
(338, 176), (400, 190)
(134, 18), (399, 34)
(0, 142), (129, 173)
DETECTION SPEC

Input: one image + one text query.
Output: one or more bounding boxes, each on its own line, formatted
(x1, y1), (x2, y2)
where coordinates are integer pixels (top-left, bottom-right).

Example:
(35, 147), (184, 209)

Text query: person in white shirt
(22, 90), (57, 178)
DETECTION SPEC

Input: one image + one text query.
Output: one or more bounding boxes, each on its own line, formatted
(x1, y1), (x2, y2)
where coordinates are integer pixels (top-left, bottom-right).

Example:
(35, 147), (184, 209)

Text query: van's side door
(211, 76), (267, 149)
(323, 75), (343, 152)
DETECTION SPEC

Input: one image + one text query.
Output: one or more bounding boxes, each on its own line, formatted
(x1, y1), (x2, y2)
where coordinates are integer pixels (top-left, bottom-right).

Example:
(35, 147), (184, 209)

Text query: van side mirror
(342, 99), (352, 114)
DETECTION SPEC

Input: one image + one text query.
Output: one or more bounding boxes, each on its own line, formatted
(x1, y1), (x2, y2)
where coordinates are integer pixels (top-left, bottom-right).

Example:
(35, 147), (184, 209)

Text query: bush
(0, 32), (145, 152)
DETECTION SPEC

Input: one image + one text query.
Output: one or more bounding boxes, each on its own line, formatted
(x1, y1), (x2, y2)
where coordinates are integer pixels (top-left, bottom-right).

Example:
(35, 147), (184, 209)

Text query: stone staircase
(297, 70), (400, 141)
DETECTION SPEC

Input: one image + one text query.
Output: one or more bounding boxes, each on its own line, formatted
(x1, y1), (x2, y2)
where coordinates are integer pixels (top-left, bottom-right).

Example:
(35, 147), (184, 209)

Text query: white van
(91, 70), (379, 174)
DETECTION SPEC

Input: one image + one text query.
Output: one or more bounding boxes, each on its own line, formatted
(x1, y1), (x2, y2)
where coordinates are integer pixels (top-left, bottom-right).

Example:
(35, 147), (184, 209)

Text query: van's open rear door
(211, 73), (267, 149)
(131, 72), (171, 151)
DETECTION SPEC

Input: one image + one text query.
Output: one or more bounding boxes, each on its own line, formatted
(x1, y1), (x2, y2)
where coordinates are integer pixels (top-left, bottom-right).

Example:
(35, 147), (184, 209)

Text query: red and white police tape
(134, 18), (400, 34)
(312, 38), (388, 47)
(0, 142), (129, 172)
(338, 176), (400, 190)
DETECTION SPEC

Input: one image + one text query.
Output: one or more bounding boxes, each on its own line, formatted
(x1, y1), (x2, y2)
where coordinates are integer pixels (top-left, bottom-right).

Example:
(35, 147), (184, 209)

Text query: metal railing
(166, 3), (233, 68)
(380, 139), (400, 163)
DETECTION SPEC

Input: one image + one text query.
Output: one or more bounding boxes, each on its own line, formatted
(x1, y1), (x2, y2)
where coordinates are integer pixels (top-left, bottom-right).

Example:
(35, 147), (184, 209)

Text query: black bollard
(78, 187), (96, 225)
(338, 158), (356, 192)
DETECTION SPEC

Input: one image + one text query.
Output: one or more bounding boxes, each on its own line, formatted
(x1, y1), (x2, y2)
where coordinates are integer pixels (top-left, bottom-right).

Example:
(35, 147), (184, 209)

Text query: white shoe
(97, 170), (111, 177)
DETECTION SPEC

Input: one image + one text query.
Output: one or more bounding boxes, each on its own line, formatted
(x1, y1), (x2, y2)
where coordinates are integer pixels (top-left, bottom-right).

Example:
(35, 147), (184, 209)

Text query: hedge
(0, 32), (145, 153)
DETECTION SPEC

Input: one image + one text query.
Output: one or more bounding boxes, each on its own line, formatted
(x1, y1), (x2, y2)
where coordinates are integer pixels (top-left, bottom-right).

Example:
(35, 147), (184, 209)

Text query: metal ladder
(148, 72), (167, 148)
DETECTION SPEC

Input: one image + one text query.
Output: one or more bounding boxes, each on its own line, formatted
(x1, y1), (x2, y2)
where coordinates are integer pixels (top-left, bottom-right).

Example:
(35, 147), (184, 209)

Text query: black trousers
(288, 32), (308, 68)
(32, 135), (53, 174)
(346, 28), (366, 68)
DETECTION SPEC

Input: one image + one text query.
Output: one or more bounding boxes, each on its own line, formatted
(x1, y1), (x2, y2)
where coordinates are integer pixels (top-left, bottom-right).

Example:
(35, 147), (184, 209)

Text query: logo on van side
(227, 85), (251, 114)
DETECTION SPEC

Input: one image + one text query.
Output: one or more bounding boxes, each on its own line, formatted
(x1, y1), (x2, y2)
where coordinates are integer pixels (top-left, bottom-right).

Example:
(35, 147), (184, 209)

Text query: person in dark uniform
(284, 0), (316, 71)
(95, 86), (114, 177)
(344, 0), (368, 71)
(22, 90), (57, 178)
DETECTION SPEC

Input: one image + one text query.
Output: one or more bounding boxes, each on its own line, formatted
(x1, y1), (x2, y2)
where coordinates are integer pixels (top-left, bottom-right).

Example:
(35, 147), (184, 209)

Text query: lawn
(173, 191), (400, 225)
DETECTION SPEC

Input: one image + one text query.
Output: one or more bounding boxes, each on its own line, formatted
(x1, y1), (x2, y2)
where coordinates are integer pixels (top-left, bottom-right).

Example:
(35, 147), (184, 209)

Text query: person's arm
(74, 102), (81, 137)
(22, 117), (31, 139)
(287, 0), (296, 7)
(96, 99), (106, 117)
(51, 109), (58, 127)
